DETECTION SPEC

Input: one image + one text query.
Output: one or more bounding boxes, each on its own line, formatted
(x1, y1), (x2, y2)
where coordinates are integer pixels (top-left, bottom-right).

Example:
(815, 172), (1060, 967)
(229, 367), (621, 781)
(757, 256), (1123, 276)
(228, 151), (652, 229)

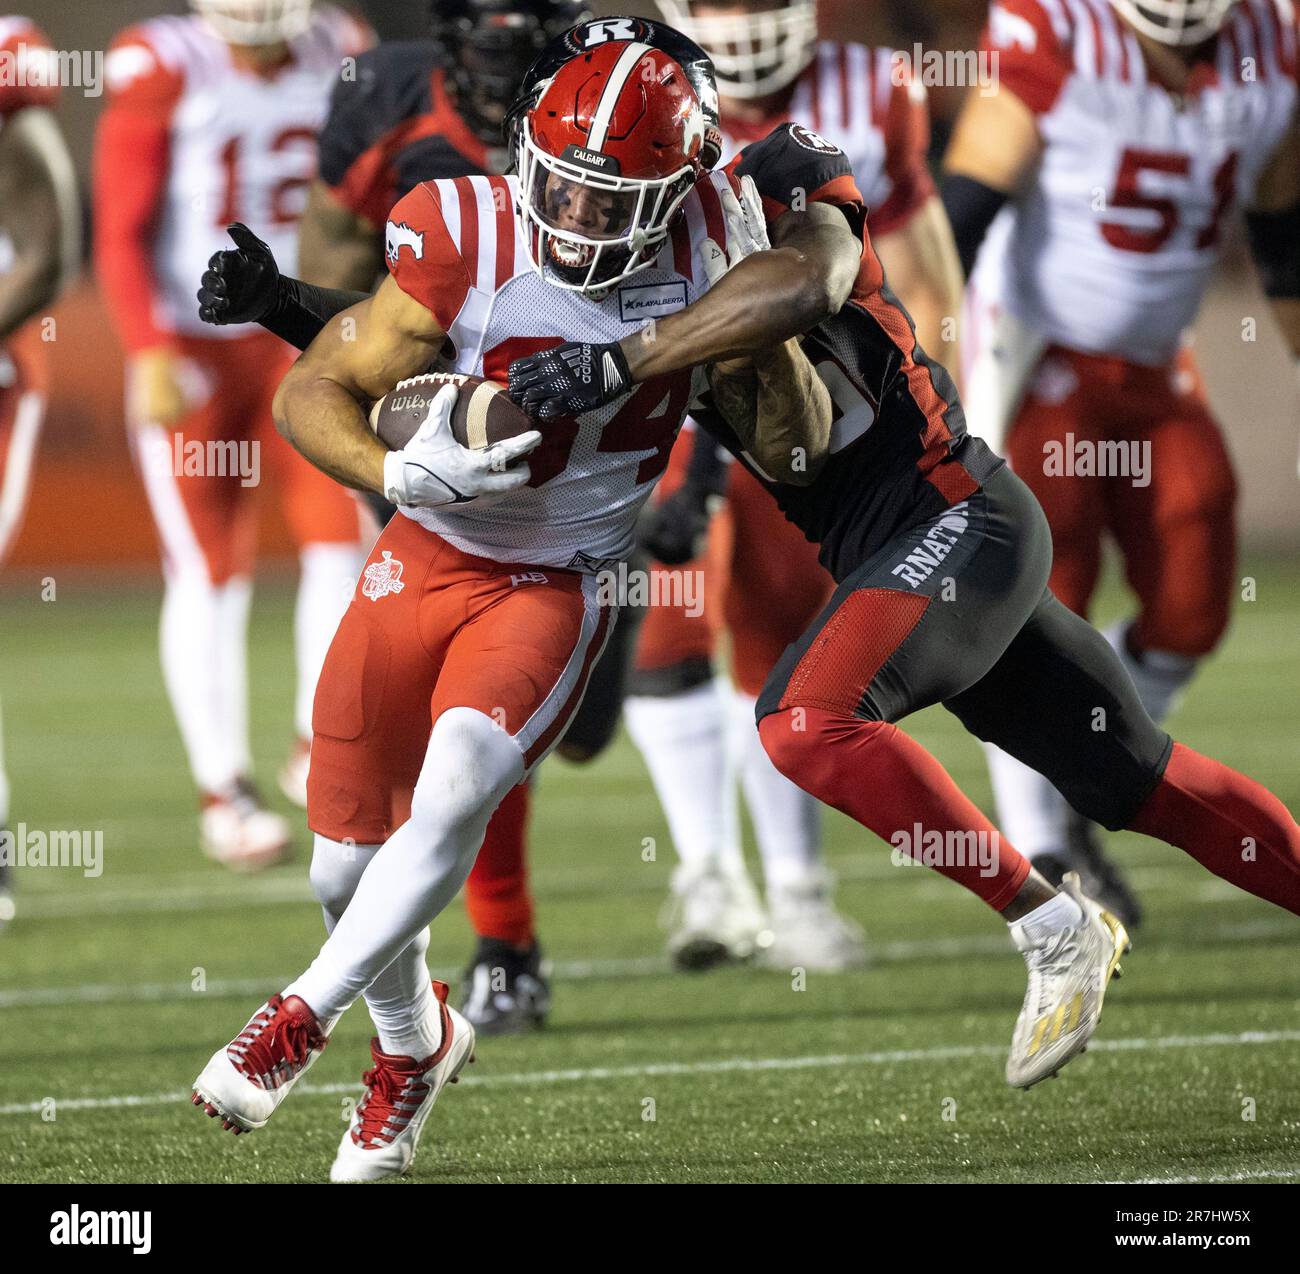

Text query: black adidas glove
(197, 222), (280, 326)
(508, 339), (633, 419)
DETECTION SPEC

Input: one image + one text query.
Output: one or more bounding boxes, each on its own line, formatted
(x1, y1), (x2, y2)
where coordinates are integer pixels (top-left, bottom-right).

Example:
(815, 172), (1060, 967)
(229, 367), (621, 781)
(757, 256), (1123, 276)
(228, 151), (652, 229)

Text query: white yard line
(9, 911), (1299, 1010)
(1, 1028), (1297, 1119)
(5, 858), (1232, 918)
(1104, 1168), (1300, 1185)
(1, 939), (1002, 1007)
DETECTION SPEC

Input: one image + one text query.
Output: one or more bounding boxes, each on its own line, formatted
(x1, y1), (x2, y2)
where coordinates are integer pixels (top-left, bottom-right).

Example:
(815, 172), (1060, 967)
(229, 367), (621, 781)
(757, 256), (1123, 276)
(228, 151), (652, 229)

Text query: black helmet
(430, 0), (594, 145)
(504, 14), (722, 174)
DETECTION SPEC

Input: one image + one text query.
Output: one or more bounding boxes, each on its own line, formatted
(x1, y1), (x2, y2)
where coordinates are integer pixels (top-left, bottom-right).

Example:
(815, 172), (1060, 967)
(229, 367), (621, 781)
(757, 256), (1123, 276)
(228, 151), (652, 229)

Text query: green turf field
(1, 555), (1298, 1184)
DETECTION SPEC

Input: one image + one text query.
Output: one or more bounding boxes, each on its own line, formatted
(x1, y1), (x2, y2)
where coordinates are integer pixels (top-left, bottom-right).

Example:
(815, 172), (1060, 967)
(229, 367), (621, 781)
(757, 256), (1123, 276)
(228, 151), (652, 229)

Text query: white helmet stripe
(586, 41), (652, 151)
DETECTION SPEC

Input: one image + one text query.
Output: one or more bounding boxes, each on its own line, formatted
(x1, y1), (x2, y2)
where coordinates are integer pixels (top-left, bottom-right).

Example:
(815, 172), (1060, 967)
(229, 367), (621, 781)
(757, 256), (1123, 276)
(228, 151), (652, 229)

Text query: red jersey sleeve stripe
(838, 45), (852, 130)
(488, 175), (515, 290)
(807, 53), (822, 131)
(1259, 0), (1284, 75)
(456, 180), (480, 291)
(1241, 0), (1269, 77)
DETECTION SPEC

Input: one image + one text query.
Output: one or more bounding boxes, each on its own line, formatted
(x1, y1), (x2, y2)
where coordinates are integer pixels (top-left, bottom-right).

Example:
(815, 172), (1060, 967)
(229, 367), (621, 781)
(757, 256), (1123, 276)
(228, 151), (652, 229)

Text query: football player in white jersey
(93, 0), (372, 870)
(191, 36), (858, 1181)
(941, 0), (1300, 923)
(0, 17), (79, 928)
(620, 0), (964, 971)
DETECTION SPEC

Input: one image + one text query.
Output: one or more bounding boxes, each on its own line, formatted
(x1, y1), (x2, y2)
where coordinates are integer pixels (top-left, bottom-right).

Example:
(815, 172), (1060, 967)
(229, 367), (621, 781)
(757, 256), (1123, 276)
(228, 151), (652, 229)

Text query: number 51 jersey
(971, 0), (1298, 368)
(384, 171), (742, 571)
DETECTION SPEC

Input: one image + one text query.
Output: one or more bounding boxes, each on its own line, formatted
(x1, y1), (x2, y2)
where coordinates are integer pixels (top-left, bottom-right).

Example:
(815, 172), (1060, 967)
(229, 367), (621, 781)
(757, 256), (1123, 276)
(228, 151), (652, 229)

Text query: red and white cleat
(192, 994), (328, 1134)
(200, 779), (292, 873)
(329, 981), (475, 1183)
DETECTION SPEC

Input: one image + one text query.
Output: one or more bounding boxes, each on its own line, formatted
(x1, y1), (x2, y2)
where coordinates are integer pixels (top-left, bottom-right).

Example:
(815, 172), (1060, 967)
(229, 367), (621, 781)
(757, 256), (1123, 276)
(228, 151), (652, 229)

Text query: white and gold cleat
(1006, 873), (1129, 1089)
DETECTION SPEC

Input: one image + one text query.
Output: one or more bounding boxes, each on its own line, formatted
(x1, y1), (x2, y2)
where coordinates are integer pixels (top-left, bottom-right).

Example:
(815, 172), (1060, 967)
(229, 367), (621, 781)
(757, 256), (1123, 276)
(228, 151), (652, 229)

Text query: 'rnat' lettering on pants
(889, 502), (970, 589)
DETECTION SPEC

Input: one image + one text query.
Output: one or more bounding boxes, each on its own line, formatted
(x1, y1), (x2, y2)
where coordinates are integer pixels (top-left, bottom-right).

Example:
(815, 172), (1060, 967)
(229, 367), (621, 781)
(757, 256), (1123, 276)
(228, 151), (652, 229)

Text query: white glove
(701, 174), (772, 287)
(381, 383), (541, 508)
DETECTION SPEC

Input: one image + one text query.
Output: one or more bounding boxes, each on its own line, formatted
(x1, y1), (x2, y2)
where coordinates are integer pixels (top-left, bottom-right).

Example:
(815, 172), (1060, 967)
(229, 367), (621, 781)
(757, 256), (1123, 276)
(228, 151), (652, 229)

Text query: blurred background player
(197, 0), (590, 1030)
(627, 0), (964, 969)
(93, 0), (372, 871)
(942, 0), (1300, 925)
(0, 16), (79, 928)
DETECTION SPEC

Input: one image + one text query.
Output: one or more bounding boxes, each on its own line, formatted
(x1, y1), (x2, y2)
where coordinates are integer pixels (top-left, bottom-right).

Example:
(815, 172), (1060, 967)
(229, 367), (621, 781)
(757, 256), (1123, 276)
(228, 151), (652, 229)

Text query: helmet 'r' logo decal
(385, 221), (425, 263)
(569, 17), (647, 50)
(362, 551), (406, 601)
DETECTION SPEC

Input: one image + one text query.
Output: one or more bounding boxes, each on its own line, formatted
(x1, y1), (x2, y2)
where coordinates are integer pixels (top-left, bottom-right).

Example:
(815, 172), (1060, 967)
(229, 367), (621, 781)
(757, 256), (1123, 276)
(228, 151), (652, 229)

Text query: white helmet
(656, 0), (817, 99)
(190, 0), (314, 45)
(1108, 0), (1238, 45)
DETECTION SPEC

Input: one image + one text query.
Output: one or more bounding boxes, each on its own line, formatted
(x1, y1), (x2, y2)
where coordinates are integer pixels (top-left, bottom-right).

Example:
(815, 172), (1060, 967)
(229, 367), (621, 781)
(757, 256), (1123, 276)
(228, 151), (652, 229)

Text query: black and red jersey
(700, 124), (999, 583)
(317, 39), (508, 229)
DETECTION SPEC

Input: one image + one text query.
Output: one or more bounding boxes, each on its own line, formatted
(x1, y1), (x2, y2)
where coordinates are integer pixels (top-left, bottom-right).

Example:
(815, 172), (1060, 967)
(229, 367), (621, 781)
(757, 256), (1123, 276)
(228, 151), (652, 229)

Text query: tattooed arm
(708, 335), (831, 487)
(624, 205), (860, 381)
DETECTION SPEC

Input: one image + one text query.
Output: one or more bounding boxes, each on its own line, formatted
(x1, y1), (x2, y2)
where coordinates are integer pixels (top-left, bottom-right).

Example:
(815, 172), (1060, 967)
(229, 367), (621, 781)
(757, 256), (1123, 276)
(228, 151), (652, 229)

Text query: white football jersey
(102, 7), (367, 339)
(385, 172), (742, 570)
(970, 0), (1299, 366)
(717, 42), (934, 237)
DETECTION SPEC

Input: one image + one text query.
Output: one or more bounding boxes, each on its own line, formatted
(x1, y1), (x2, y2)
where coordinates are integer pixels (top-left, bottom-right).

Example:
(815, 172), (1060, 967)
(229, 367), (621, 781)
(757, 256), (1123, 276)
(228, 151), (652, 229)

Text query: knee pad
(1051, 746), (1170, 833)
(757, 708), (818, 784)
(308, 834), (379, 919)
(409, 707), (525, 843)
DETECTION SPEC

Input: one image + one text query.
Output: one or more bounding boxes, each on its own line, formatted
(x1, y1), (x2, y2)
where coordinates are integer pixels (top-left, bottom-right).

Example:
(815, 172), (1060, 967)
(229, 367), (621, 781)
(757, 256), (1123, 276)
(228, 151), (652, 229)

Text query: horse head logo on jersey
(514, 39), (707, 297)
(361, 550), (406, 602)
(385, 220), (425, 265)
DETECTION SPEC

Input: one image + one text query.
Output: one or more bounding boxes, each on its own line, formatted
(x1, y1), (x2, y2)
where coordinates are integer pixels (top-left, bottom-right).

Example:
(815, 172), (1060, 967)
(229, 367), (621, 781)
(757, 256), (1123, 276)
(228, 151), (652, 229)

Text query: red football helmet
(516, 40), (707, 295)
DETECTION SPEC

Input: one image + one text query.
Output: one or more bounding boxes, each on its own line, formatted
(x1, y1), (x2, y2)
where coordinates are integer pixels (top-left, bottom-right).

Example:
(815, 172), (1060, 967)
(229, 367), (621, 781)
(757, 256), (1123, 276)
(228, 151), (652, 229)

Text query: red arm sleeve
(384, 183), (472, 333)
(92, 32), (183, 354)
(982, 0), (1072, 116)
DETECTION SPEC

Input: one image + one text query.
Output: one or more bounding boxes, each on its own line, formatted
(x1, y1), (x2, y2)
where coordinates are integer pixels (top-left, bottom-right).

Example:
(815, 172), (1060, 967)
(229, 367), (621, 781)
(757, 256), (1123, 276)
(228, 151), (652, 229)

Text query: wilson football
(368, 372), (533, 452)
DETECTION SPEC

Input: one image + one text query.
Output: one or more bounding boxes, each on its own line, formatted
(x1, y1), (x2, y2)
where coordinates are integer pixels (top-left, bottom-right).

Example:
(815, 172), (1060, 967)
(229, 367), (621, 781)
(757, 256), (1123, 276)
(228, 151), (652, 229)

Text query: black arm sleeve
(262, 276), (371, 352)
(939, 172), (1010, 278)
(1244, 203), (1300, 299)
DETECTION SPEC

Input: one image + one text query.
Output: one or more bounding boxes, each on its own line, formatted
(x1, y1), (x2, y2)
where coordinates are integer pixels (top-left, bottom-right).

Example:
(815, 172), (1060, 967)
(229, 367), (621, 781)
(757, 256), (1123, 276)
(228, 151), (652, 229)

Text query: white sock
(160, 570), (244, 794)
(308, 833), (441, 1057)
(1103, 620), (1197, 725)
(294, 543), (362, 741)
(624, 681), (743, 874)
(729, 690), (822, 890)
(285, 707), (523, 1025)
(984, 744), (1070, 862)
(216, 576), (253, 781)
(1010, 891), (1084, 947)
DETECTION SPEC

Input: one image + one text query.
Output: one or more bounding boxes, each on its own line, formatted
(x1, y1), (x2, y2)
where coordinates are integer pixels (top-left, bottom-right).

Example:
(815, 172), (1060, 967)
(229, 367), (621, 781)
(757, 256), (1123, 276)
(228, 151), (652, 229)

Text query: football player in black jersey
(299, 0), (589, 293)
(506, 119), (1300, 1090)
